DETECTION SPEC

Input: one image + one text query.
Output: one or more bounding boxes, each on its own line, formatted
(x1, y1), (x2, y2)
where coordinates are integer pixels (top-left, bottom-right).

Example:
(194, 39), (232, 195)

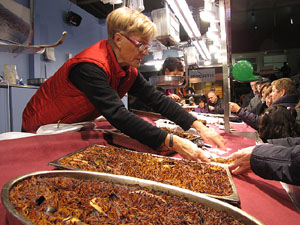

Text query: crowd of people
(21, 6), (300, 186)
(227, 77), (300, 185)
(138, 55), (300, 186)
(174, 76), (300, 185)
(144, 57), (300, 186)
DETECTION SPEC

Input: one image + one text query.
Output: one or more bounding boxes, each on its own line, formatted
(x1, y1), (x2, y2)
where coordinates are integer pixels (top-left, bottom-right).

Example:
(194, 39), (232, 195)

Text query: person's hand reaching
(168, 94), (181, 102)
(229, 102), (241, 113)
(164, 134), (209, 162)
(192, 120), (226, 150)
(228, 146), (255, 175)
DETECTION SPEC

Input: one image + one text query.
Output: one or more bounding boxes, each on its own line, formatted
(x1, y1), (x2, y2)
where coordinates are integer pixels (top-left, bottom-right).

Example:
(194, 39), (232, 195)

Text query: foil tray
(49, 144), (241, 207)
(1, 170), (264, 225)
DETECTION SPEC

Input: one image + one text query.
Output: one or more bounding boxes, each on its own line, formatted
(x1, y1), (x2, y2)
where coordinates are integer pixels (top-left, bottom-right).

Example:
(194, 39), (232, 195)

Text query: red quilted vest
(22, 40), (138, 132)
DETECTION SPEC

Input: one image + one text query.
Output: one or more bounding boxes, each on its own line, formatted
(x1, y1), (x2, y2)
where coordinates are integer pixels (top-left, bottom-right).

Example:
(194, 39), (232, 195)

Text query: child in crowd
(195, 95), (209, 113)
(258, 104), (300, 142)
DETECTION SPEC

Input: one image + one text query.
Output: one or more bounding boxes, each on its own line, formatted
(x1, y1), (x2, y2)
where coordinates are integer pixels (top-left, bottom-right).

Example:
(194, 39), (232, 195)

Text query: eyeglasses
(120, 33), (151, 52)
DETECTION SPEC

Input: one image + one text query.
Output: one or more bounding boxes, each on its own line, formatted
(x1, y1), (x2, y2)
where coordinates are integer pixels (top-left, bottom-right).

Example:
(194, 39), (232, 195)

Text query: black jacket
(69, 63), (197, 149)
(250, 137), (300, 186)
(208, 97), (224, 114)
(242, 92), (254, 108)
(272, 93), (299, 107)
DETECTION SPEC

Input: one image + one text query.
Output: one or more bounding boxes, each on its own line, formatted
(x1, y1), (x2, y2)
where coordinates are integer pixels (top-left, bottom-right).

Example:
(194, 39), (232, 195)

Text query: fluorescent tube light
(200, 11), (215, 22)
(199, 40), (211, 60)
(200, 0), (215, 22)
(209, 44), (218, 53)
(166, 0), (201, 38)
(193, 40), (208, 60)
(166, 0), (212, 61)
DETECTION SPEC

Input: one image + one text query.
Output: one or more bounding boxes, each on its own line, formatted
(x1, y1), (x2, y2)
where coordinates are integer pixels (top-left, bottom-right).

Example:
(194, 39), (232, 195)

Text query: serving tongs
(193, 139), (211, 148)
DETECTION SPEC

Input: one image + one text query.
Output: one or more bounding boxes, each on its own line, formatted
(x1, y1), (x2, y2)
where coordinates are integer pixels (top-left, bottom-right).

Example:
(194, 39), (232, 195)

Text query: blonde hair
(106, 7), (156, 43)
(271, 78), (296, 95)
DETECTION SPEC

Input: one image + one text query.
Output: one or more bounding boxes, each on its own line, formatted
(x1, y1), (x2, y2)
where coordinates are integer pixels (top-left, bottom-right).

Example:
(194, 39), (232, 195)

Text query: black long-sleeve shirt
(69, 63), (197, 149)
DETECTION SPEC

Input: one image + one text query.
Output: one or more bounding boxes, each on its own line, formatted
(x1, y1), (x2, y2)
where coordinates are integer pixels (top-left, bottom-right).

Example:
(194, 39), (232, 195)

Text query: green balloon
(232, 60), (259, 81)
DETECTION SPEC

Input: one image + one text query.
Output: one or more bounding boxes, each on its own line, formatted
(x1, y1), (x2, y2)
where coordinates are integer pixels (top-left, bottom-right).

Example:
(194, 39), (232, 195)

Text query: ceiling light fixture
(209, 44), (219, 54)
(166, 0), (200, 38)
(206, 21), (220, 40)
(192, 41), (206, 59)
(204, 60), (212, 66)
(166, 0), (210, 60)
(199, 40), (211, 60)
(101, 0), (123, 4)
(200, 0), (215, 22)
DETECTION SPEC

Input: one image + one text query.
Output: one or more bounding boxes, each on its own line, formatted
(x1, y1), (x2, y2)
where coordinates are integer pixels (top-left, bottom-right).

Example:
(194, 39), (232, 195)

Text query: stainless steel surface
(0, 83), (39, 88)
(27, 78), (47, 86)
(2, 170), (264, 225)
(48, 144), (240, 207)
(151, 7), (180, 47)
(149, 75), (185, 88)
(230, 131), (260, 141)
(220, 0), (231, 133)
(281, 182), (300, 212)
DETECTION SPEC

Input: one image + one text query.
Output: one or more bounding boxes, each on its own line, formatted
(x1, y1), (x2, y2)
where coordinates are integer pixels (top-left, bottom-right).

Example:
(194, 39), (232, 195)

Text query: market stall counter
(0, 122), (299, 224)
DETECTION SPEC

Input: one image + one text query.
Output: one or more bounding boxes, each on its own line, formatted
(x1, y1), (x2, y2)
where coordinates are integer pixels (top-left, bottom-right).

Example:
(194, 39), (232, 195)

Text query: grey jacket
(247, 95), (260, 112)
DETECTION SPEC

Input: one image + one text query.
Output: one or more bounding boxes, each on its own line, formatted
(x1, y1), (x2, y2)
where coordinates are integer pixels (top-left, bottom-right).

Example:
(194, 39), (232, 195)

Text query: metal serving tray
(102, 129), (176, 156)
(149, 75), (185, 87)
(49, 144), (241, 207)
(102, 128), (202, 154)
(131, 109), (164, 121)
(1, 170), (264, 225)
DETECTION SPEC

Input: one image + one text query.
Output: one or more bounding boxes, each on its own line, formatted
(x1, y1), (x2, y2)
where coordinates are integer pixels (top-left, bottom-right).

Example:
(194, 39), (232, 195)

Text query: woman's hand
(164, 134), (209, 162)
(229, 102), (241, 113)
(192, 120), (226, 150)
(228, 146), (255, 175)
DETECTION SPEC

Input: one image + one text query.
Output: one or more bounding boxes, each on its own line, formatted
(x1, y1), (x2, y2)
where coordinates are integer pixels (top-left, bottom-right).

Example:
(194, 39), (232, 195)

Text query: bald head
(207, 91), (218, 104)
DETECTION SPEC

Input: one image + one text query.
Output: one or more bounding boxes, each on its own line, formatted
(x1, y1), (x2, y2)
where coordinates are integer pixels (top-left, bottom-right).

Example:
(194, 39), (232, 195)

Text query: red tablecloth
(0, 125), (299, 224)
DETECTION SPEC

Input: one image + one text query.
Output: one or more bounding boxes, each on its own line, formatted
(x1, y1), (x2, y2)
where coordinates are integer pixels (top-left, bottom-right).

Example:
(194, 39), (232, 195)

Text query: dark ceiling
(69, 0), (300, 53)
(231, 0), (300, 53)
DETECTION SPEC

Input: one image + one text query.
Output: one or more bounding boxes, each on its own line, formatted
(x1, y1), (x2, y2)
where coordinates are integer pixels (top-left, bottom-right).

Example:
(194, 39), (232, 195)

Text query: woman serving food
(22, 7), (226, 162)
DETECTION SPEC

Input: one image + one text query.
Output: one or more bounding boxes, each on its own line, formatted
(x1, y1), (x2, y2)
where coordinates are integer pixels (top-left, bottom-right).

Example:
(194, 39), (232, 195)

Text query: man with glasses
(23, 7), (226, 161)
